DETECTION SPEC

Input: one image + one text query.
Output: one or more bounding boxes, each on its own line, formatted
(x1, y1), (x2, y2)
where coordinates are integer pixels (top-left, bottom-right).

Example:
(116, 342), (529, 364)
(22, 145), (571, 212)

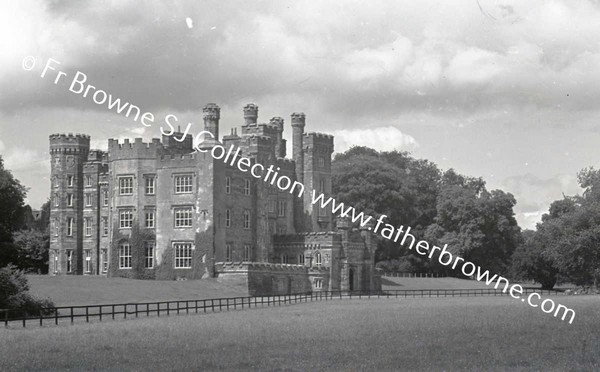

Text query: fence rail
(1, 288), (567, 328)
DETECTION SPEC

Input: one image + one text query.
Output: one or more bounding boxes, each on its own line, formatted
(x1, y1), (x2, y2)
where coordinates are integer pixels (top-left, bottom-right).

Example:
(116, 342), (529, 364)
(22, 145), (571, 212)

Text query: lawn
(26, 275), (249, 306)
(1, 296), (598, 371)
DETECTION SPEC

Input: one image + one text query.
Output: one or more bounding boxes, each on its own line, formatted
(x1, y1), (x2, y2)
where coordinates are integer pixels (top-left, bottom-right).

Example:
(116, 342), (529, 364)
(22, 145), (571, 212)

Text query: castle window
(53, 177), (59, 188)
(314, 278), (322, 289)
(268, 199), (276, 213)
(66, 217), (73, 236)
(85, 175), (92, 187)
(103, 190), (109, 206)
(119, 177), (134, 195)
(225, 176), (231, 194)
(318, 157), (325, 168)
(174, 242), (192, 269)
(145, 176), (155, 195)
(67, 175), (74, 187)
(145, 210), (155, 228)
(174, 207), (193, 227)
(244, 179), (250, 195)
(319, 179), (325, 194)
(144, 241), (155, 269)
(243, 210), (250, 229)
(85, 193), (93, 207)
(119, 209), (134, 229)
(67, 194), (73, 207)
(174, 175), (193, 194)
(318, 205), (327, 216)
(101, 249), (108, 273)
(244, 244), (251, 261)
(84, 249), (92, 273)
(119, 243), (131, 269)
(84, 217), (92, 237)
(54, 194), (59, 207)
(277, 200), (286, 217)
(315, 252), (322, 267)
(66, 250), (73, 273)
(281, 254), (288, 264)
(226, 244), (232, 262)
(53, 251), (58, 273)
(102, 217), (108, 236)
(299, 254), (305, 265)
(225, 209), (231, 228)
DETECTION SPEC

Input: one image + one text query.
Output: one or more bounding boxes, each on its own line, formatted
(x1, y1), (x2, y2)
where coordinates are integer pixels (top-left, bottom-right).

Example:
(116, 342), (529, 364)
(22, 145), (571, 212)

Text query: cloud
(332, 126), (418, 153)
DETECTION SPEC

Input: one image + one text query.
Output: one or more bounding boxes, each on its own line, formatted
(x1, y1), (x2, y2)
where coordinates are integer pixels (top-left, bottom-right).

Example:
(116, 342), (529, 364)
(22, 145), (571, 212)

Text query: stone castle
(48, 103), (380, 295)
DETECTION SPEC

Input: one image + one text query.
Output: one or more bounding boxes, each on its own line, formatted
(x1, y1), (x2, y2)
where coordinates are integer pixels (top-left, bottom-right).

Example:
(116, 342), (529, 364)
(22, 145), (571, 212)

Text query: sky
(1, 0), (600, 230)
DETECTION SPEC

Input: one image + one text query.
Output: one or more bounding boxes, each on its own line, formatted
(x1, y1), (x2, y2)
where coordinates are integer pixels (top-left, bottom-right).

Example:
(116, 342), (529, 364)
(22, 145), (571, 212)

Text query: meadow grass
(26, 275), (249, 306)
(1, 295), (598, 371)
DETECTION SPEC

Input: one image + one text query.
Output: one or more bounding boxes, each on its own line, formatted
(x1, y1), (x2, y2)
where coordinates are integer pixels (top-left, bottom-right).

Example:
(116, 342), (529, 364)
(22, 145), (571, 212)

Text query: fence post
(54, 308), (58, 325)
(71, 307), (74, 324)
(39, 309), (43, 327)
(86, 306), (89, 323)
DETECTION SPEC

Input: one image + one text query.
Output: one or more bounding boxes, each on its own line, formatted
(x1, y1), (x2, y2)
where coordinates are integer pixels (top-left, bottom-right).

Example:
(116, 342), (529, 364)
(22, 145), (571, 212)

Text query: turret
(203, 103), (220, 141)
(270, 117), (285, 158)
(291, 113), (305, 183)
(243, 103), (258, 126)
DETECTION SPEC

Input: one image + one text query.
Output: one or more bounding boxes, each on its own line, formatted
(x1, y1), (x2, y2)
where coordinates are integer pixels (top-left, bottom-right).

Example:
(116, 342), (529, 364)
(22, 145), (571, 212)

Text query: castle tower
(244, 103), (258, 126)
(291, 113), (306, 232)
(303, 132), (334, 232)
(49, 133), (90, 275)
(203, 103), (221, 141)
(270, 117), (286, 158)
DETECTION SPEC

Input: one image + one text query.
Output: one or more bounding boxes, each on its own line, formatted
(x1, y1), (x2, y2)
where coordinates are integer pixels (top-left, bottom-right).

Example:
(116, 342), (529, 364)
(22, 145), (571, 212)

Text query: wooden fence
(1, 288), (567, 328)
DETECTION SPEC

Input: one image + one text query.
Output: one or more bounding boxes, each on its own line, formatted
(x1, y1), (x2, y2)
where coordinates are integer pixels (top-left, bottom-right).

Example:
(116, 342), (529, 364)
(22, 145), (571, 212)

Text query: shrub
(0, 265), (55, 319)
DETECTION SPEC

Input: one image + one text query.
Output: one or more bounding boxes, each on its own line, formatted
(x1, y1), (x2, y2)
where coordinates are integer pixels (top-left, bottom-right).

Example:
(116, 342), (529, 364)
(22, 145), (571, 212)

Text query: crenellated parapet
(276, 158), (295, 172)
(243, 103), (259, 126)
(49, 133), (90, 154)
(108, 138), (163, 160)
(304, 132), (334, 153)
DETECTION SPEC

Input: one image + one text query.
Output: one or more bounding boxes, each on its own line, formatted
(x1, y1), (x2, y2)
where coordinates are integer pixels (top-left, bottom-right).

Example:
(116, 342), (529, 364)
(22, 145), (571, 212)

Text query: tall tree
(0, 155), (28, 267)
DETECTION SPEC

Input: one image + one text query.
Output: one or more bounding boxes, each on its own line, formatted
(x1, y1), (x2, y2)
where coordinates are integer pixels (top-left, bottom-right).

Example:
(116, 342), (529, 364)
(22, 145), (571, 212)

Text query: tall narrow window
(103, 190), (109, 206)
(84, 249), (92, 273)
(319, 179), (325, 194)
(101, 249), (108, 273)
(119, 177), (134, 195)
(268, 199), (276, 213)
(145, 210), (155, 228)
(119, 209), (133, 228)
(243, 210), (250, 229)
(225, 176), (231, 194)
(299, 254), (305, 265)
(315, 252), (322, 267)
(144, 241), (154, 269)
(119, 243), (131, 269)
(225, 209), (231, 228)
(174, 207), (192, 227)
(226, 244), (232, 262)
(53, 218), (59, 236)
(277, 200), (286, 217)
(85, 193), (93, 207)
(85, 175), (92, 187)
(174, 175), (193, 193)
(174, 242), (192, 268)
(244, 245), (251, 261)
(244, 179), (250, 195)
(84, 217), (92, 236)
(66, 250), (73, 273)
(281, 254), (288, 264)
(67, 194), (73, 207)
(67, 175), (74, 187)
(54, 194), (59, 207)
(66, 217), (73, 236)
(102, 216), (108, 236)
(318, 157), (325, 168)
(53, 251), (58, 273)
(145, 176), (155, 195)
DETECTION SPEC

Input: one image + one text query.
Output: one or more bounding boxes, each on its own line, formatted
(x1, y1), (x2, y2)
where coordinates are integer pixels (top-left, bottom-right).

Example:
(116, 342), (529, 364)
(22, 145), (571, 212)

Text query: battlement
(215, 262), (308, 272)
(202, 103), (220, 119)
(49, 133), (91, 141)
(158, 152), (212, 167)
(304, 132), (334, 151)
(276, 158), (295, 171)
(108, 137), (163, 160)
(291, 112), (306, 127)
(49, 133), (90, 154)
(274, 231), (341, 245)
(269, 117), (284, 130)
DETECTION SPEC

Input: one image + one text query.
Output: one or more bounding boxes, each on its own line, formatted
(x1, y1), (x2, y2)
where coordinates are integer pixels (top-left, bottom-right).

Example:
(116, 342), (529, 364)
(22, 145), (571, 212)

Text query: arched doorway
(349, 268), (354, 291)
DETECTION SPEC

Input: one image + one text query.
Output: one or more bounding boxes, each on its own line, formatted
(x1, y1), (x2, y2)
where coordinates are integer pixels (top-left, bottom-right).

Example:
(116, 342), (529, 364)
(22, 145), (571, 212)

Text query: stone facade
(48, 103), (380, 294)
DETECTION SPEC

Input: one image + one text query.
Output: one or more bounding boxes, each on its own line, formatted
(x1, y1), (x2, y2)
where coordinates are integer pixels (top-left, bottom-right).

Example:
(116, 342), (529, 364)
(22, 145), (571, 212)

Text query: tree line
(332, 146), (599, 290)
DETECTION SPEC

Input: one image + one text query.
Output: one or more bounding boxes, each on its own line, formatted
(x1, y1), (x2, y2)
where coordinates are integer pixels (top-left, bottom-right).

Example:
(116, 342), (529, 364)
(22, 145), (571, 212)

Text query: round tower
(270, 117), (285, 158)
(203, 103), (221, 141)
(49, 133), (90, 275)
(243, 103), (258, 125)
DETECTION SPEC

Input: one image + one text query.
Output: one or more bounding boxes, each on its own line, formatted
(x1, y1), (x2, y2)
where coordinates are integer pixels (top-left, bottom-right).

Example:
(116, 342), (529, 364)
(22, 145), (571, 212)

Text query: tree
(0, 265), (54, 318)
(12, 229), (49, 274)
(0, 155), (28, 267)
(510, 229), (559, 289)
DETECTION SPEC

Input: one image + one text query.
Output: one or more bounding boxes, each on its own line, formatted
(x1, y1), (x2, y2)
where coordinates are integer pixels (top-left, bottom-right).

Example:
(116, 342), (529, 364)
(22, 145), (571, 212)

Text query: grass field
(1, 295), (598, 371)
(26, 275), (249, 306)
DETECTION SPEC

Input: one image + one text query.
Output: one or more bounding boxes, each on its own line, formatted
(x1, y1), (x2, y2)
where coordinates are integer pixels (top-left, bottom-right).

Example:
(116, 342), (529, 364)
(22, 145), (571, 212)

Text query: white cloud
(332, 126), (418, 153)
